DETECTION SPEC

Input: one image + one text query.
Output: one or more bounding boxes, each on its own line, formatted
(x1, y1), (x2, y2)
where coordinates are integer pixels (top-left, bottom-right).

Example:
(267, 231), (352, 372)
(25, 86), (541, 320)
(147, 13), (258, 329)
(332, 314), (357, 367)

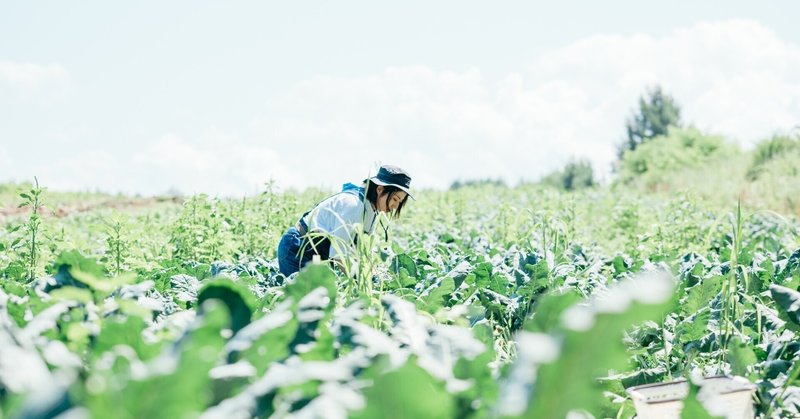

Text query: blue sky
(1, 1), (799, 196)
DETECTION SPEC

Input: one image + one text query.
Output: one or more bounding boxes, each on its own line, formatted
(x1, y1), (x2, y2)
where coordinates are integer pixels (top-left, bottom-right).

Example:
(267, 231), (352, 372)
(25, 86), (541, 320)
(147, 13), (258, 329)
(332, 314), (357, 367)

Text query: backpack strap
(340, 182), (366, 200)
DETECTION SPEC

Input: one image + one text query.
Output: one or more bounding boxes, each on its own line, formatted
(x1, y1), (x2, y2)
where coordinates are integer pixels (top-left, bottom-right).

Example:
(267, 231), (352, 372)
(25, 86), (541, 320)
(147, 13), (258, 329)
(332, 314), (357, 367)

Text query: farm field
(4, 3), (800, 418)
(1, 173), (800, 418)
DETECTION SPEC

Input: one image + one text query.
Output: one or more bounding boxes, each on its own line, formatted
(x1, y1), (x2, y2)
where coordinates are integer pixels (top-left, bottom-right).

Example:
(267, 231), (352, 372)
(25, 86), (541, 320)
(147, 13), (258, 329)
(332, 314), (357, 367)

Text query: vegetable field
(1, 181), (800, 418)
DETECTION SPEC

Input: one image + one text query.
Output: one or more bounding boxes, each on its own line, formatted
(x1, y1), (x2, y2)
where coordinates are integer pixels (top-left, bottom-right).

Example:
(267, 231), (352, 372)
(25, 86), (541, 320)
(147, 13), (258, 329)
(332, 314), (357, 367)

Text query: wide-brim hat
(365, 165), (415, 200)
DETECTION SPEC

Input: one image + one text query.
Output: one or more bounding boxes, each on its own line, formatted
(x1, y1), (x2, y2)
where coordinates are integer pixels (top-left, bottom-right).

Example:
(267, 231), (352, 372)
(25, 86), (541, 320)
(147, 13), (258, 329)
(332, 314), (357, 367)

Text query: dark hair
(365, 180), (409, 219)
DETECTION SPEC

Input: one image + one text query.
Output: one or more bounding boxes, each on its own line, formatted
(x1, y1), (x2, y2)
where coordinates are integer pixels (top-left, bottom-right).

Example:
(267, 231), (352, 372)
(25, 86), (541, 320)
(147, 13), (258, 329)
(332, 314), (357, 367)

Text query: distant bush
(747, 133), (800, 180)
(743, 132), (800, 214)
(541, 159), (596, 191)
(617, 127), (740, 190)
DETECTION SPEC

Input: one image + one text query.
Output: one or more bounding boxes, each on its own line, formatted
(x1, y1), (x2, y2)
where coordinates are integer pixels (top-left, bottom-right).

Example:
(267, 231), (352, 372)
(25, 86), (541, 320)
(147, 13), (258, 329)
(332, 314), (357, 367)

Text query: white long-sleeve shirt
(300, 191), (378, 259)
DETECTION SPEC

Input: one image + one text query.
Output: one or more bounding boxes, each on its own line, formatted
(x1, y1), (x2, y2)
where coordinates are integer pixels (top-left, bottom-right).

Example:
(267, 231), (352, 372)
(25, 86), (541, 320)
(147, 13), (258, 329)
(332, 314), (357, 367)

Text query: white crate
(626, 375), (756, 419)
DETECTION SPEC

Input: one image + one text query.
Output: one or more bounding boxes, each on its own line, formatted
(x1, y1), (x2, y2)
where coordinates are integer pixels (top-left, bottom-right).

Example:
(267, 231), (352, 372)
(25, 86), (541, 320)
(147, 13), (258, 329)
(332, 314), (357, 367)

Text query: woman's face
(375, 185), (407, 213)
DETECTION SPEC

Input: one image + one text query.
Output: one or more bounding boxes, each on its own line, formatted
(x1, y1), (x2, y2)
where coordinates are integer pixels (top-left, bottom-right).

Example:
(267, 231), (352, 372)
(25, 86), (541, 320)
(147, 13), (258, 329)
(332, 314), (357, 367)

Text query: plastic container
(626, 375), (756, 419)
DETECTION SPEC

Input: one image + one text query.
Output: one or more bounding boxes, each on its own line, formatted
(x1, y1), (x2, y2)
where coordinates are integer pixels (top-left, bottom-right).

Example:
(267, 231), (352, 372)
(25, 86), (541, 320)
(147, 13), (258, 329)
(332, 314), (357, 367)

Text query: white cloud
(2, 131), (291, 197)
(527, 19), (800, 145)
(0, 149), (120, 196)
(128, 132), (291, 196)
(0, 146), (11, 184)
(0, 61), (69, 88)
(38, 150), (120, 192)
(242, 19), (800, 189)
(0, 61), (71, 106)
(8, 19), (799, 195)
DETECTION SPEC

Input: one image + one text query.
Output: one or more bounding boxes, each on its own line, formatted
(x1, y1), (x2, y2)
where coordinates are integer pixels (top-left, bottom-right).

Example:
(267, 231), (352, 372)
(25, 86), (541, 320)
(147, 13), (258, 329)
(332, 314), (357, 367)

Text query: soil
(0, 196), (183, 221)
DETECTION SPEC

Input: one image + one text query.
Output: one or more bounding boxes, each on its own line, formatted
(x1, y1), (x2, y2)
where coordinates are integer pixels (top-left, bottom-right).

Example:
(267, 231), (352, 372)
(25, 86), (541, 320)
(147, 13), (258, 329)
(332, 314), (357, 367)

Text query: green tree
(619, 85), (682, 159)
(541, 159), (595, 191)
(562, 159), (595, 190)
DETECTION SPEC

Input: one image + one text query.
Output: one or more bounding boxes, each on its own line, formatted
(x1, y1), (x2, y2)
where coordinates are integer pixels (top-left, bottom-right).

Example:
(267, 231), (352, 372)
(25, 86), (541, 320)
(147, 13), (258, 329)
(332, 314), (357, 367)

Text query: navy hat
(366, 165), (415, 200)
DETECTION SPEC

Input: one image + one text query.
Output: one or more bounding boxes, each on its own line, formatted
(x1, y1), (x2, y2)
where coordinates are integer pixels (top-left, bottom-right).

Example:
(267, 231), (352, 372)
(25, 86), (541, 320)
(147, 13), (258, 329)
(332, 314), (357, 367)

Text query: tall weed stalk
(16, 177), (46, 282)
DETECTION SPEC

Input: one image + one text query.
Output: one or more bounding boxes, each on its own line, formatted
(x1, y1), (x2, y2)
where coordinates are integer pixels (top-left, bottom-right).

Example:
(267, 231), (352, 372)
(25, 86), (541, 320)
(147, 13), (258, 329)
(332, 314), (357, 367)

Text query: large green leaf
(92, 316), (162, 361)
(777, 248), (800, 282)
(283, 265), (338, 358)
(682, 276), (722, 316)
(226, 301), (297, 374)
(51, 250), (106, 279)
(198, 278), (257, 334)
(676, 309), (710, 343)
(728, 337), (757, 378)
(86, 300), (229, 418)
(527, 305), (668, 417)
(418, 277), (455, 314)
(352, 359), (455, 419)
(390, 254), (418, 288)
(769, 284), (800, 328)
(70, 269), (137, 298)
(680, 381), (722, 419)
(524, 290), (582, 334)
(284, 264), (337, 306)
(502, 275), (674, 418)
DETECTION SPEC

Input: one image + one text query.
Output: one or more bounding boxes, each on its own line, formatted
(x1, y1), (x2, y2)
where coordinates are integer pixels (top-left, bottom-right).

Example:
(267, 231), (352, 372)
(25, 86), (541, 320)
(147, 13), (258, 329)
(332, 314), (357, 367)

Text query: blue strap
(340, 182), (365, 200)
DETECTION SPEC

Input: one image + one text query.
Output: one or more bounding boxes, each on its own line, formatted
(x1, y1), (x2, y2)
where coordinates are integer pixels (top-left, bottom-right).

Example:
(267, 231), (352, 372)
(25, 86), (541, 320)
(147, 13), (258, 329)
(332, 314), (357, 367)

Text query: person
(277, 165), (413, 276)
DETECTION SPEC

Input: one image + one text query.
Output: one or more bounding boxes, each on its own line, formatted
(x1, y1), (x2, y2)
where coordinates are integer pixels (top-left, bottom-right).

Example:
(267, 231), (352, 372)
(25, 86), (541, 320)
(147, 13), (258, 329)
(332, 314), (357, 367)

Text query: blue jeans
(277, 227), (314, 276)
